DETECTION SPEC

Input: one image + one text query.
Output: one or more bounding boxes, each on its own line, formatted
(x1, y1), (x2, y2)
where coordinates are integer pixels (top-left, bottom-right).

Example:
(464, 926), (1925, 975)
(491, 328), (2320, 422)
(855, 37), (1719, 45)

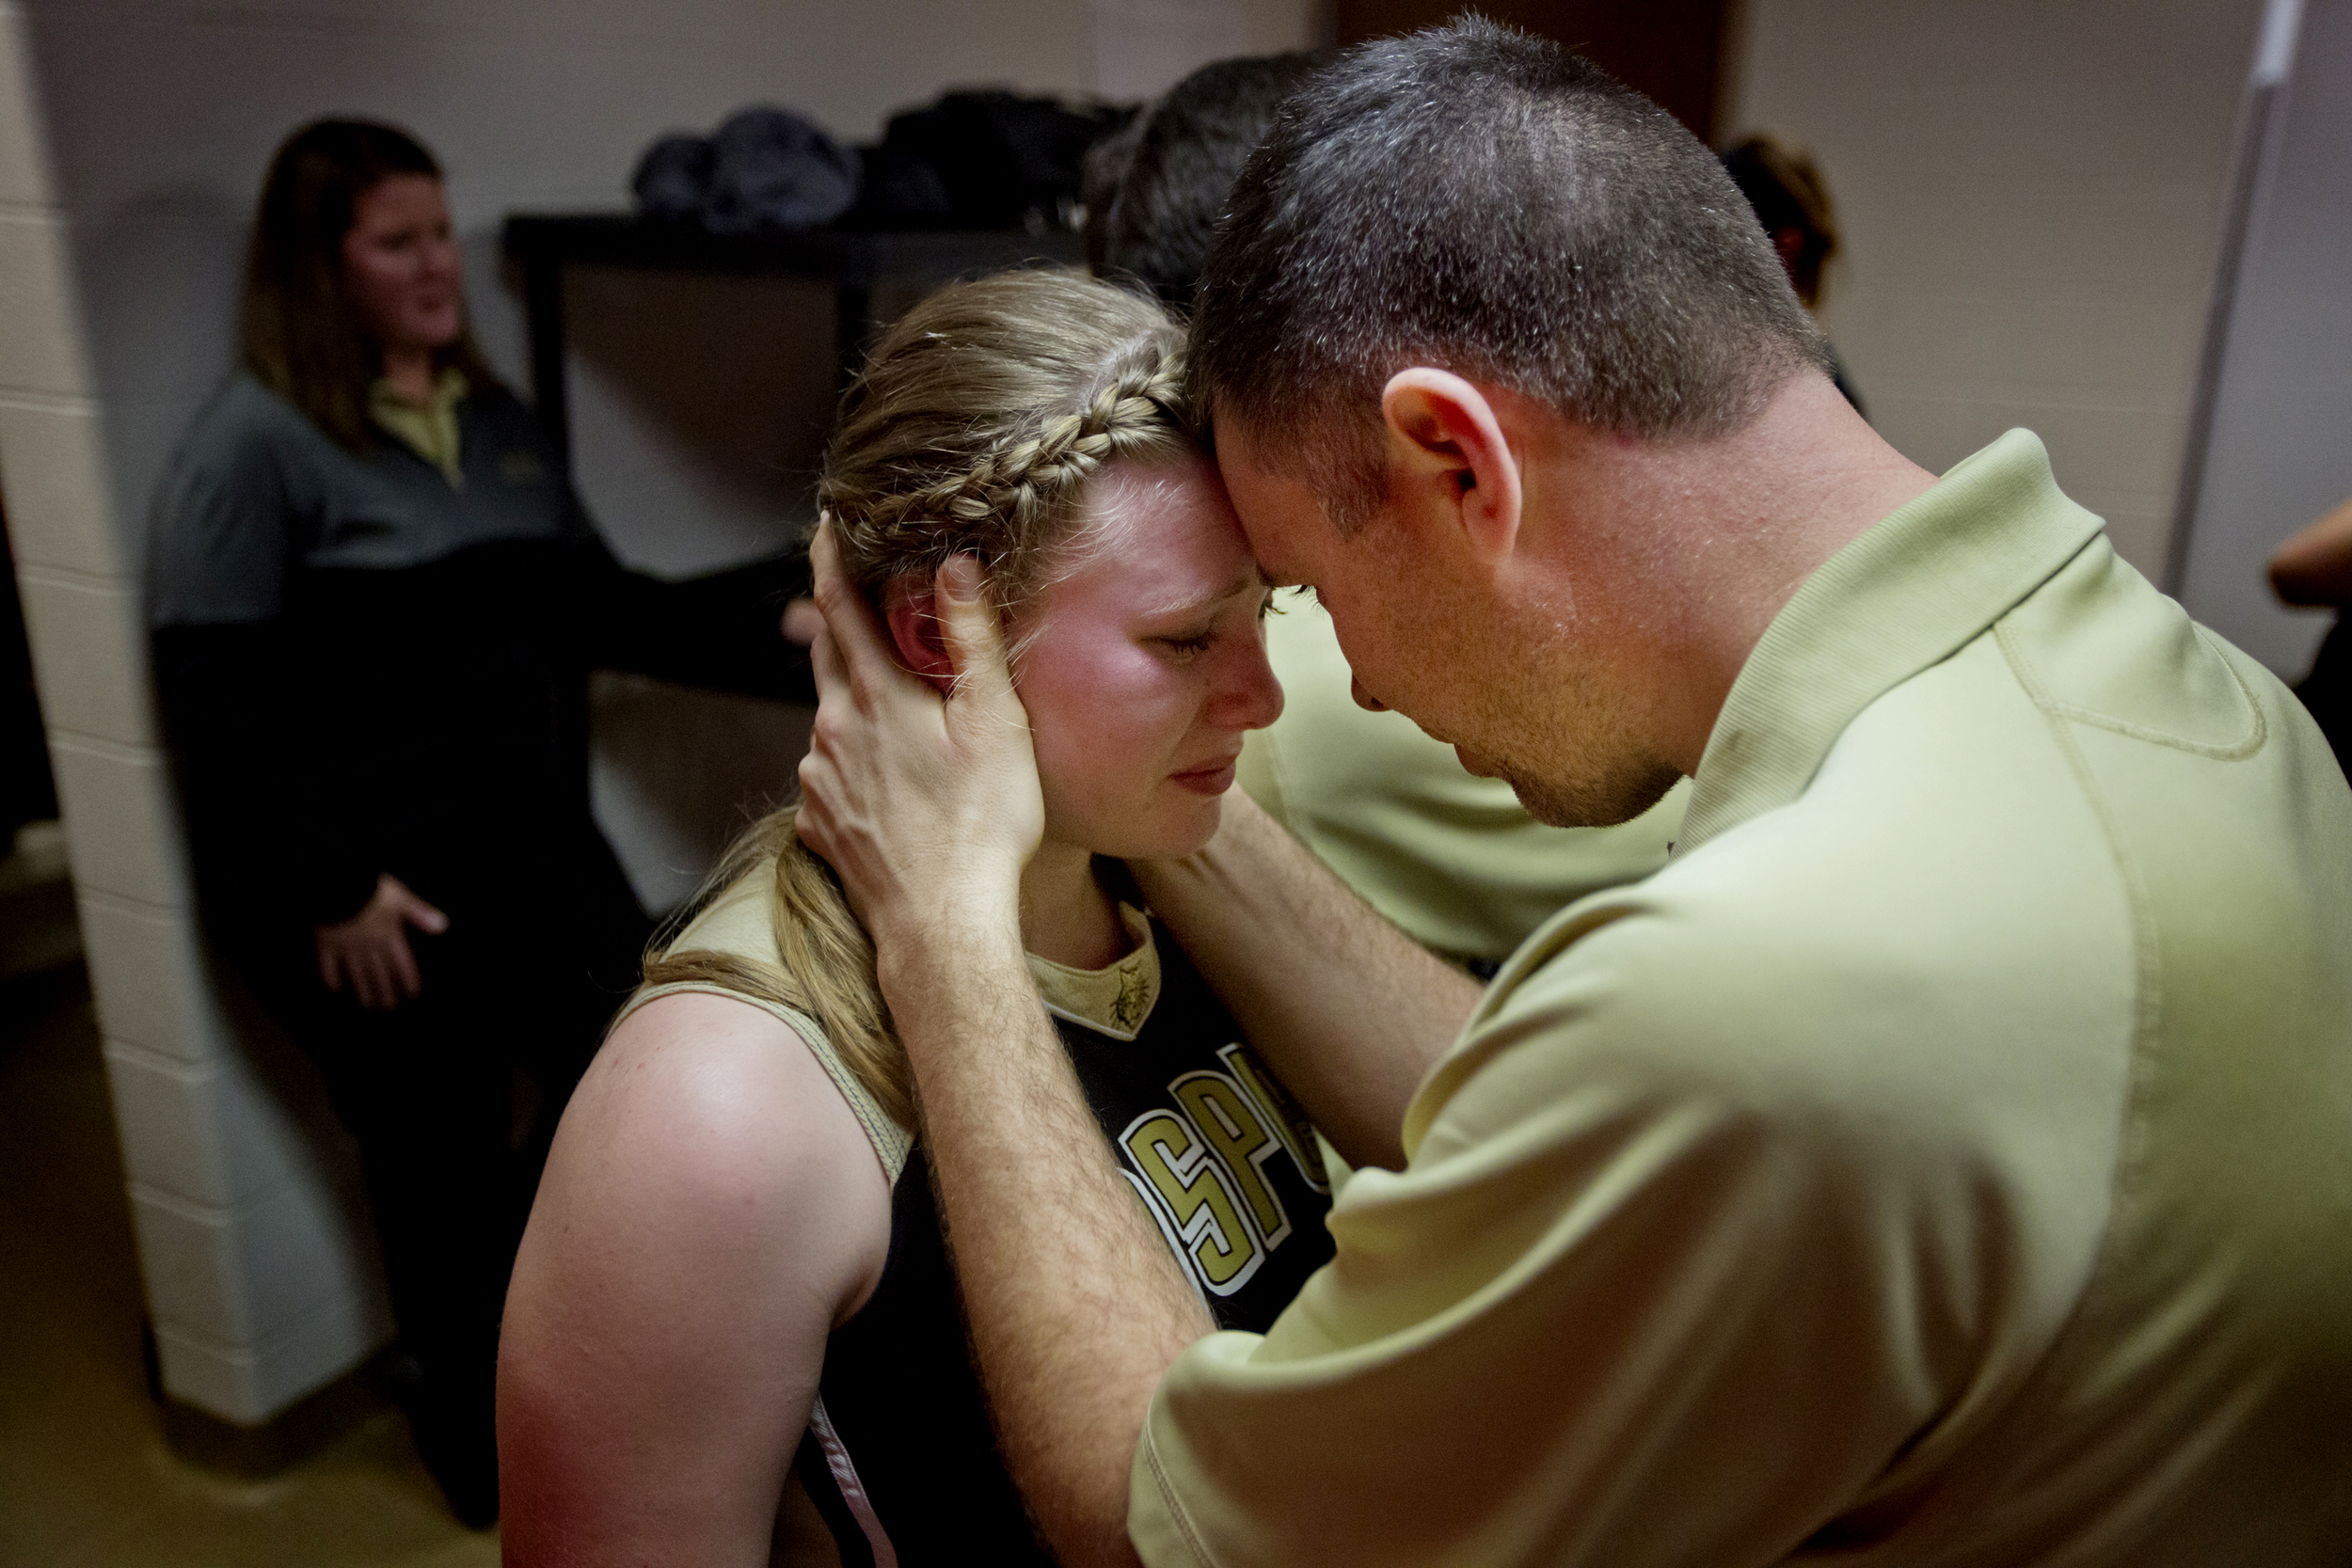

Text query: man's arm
(794, 530), (1208, 1568)
(882, 918), (1209, 1567)
(1131, 796), (1480, 1171)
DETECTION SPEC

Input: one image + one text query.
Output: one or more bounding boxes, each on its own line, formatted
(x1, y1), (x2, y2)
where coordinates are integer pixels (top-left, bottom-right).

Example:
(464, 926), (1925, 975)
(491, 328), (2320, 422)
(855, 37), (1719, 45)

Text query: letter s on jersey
(1122, 1110), (1262, 1292)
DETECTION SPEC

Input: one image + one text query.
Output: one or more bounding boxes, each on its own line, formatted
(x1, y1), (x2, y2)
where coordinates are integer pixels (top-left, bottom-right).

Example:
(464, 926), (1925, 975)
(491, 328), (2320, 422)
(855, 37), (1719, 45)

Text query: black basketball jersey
(793, 915), (1336, 1566)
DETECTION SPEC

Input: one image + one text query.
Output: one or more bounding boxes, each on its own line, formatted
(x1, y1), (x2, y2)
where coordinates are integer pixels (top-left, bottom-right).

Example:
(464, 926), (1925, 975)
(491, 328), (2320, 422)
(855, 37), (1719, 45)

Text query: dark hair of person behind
(1083, 52), (1323, 309)
(1189, 18), (1832, 528)
(1721, 135), (1840, 309)
(241, 118), (496, 451)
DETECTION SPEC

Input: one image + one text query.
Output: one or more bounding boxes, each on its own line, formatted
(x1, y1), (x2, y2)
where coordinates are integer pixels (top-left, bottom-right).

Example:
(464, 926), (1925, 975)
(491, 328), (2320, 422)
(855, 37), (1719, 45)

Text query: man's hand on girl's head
(794, 522), (1044, 958)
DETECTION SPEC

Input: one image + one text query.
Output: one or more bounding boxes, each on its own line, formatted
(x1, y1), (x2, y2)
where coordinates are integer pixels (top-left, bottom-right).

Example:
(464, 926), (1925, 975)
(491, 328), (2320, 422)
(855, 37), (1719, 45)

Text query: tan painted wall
(1725, 0), (2267, 578)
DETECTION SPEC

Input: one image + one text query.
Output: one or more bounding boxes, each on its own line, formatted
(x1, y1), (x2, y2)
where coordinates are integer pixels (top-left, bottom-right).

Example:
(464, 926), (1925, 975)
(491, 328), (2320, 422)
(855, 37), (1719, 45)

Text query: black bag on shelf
(849, 90), (1135, 230)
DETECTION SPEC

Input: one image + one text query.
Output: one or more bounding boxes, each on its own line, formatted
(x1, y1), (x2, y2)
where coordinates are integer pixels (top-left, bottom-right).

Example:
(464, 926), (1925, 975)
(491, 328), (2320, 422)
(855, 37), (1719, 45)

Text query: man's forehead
(1209, 407), (1288, 476)
(1209, 411), (1319, 585)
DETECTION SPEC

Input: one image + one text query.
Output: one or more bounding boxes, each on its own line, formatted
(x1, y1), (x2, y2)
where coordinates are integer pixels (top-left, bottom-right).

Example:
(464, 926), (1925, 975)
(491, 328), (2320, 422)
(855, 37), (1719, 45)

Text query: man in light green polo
(791, 18), (2352, 1565)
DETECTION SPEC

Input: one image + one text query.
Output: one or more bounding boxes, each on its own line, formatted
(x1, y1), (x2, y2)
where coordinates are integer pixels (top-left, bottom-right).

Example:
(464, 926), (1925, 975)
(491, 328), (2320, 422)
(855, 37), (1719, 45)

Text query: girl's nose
(1216, 632), (1285, 733)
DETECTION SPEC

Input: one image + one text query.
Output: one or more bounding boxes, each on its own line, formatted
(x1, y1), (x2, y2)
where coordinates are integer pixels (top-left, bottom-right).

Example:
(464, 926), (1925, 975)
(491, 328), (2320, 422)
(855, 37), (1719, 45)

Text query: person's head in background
(1721, 134), (1841, 311)
(243, 118), (496, 448)
(1190, 18), (1839, 829)
(1082, 52), (1324, 310)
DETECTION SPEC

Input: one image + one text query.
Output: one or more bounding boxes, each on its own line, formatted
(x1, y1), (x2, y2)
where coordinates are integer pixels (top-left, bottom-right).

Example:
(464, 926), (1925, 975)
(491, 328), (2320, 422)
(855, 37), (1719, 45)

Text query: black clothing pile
(856, 89), (1134, 230)
(631, 91), (1135, 235)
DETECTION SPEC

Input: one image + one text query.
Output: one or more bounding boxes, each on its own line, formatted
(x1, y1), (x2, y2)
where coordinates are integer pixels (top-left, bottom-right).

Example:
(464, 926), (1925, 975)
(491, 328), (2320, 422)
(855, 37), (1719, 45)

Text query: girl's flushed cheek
(1026, 620), (1156, 728)
(1021, 623), (1205, 838)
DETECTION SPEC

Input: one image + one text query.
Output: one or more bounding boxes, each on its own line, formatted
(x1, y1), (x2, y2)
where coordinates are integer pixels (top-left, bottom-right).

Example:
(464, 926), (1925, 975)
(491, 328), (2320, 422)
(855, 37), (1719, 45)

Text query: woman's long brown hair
(240, 118), (497, 450)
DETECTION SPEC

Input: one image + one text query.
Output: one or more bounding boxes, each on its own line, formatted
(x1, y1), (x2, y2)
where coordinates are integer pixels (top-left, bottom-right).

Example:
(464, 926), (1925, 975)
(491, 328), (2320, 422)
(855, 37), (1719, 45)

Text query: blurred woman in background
(146, 119), (804, 1526)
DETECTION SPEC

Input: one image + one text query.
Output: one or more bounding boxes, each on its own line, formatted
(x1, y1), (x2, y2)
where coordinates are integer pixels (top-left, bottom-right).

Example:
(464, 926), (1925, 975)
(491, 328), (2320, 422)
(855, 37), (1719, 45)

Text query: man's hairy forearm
(880, 911), (1213, 1568)
(1134, 794), (1481, 1170)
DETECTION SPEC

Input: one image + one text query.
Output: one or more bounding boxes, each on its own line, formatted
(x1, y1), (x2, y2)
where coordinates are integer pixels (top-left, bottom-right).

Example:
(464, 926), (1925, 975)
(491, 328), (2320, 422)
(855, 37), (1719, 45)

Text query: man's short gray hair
(1189, 17), (1831, 529)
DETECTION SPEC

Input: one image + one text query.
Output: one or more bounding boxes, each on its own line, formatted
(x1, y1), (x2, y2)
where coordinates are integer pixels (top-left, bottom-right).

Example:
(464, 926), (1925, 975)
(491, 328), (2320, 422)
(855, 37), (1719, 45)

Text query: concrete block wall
(0, 0), (392, 1423)
(1725, 0), (2269, 580)
(0, 0), (1317, 1428)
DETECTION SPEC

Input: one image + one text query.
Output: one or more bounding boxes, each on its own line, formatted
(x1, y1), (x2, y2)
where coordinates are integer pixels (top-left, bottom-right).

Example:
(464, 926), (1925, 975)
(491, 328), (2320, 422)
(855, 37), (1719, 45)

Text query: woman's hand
(314, 873), (449, 1010)
(793, 521), (1043, 954)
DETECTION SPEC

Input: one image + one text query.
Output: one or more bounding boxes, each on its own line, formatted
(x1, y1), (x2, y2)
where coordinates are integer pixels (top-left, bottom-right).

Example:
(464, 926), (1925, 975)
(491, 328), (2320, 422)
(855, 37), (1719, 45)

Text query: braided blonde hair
(636, 268), (1197, 1131)
(820, 267), (1194, 625)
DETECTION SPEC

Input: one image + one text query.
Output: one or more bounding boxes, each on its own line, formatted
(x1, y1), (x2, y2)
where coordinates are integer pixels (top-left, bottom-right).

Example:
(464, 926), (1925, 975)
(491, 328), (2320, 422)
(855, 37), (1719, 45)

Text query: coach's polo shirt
(1238, 599), (1688, 967)
(1131, 431), (2352, 1565)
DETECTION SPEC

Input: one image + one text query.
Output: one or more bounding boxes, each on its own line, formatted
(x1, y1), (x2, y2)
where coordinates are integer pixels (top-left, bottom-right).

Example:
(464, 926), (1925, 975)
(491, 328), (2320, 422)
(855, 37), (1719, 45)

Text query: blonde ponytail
(639, 806), (913, 1130)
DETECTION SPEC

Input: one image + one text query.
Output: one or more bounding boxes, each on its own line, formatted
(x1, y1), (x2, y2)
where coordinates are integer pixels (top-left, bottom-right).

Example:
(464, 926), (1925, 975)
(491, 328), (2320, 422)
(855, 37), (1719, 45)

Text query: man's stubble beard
(1502, 751), (1682, 830)
(1458, 635), (1683, 830)
(1371, 512), (1683, 830)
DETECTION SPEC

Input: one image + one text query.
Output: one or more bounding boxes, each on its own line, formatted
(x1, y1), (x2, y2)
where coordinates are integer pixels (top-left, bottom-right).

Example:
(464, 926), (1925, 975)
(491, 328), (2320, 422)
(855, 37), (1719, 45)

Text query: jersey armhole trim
(613, 981), (913, 1186)
(809, 1394), (900, 1568)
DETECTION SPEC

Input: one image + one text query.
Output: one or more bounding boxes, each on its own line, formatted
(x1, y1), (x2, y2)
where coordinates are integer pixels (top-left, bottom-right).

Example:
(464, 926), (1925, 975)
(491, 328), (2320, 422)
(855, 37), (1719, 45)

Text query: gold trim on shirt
(369, 367), (469, 486)
(1027, 904), (1160, 1041)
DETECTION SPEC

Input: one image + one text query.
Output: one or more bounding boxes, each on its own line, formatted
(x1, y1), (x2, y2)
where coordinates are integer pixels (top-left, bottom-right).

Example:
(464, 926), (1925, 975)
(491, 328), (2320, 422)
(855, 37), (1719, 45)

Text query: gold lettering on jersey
(1120, 1110), (1262, 1293)
(1217, 1043), (1331, 1194)
(1171, 1071), (1291, 1249)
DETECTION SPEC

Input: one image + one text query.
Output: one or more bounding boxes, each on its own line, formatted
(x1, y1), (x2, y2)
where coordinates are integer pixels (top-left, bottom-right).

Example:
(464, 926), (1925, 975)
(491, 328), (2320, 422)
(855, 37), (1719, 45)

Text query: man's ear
(1379, 368), (1524, 564)
(881, 576), (956, 693)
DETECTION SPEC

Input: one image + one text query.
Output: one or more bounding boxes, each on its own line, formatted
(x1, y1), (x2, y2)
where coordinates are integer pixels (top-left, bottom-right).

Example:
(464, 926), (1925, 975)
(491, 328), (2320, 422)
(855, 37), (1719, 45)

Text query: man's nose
(1350, 673), (1389, 713)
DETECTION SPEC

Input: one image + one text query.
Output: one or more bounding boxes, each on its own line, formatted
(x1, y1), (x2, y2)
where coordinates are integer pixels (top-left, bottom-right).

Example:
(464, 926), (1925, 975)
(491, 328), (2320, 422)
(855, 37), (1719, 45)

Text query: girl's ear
(882, 576), (955, 693)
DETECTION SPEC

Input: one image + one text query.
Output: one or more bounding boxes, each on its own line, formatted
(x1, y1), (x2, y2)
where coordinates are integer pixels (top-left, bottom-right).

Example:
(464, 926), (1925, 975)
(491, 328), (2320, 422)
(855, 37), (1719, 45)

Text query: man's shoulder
(1978, 537), (2352, 1053)
(1405, 656), (2145, 1181)
(1512, 633), (2137, 1035)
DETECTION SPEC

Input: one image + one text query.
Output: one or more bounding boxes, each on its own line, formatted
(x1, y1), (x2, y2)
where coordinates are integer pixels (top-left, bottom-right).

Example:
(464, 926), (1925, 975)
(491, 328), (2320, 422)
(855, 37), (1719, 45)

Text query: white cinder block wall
(0, 0), (1316, 1426)
(1724, 0), (2269, 579)
(0, 0), (393, 1422)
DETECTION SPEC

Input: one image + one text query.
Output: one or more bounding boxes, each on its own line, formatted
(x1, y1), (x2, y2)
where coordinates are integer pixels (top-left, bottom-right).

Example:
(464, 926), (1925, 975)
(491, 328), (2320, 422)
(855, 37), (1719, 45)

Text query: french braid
(880, 343), (1185, 538)
(818, 268), (1197, 618)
